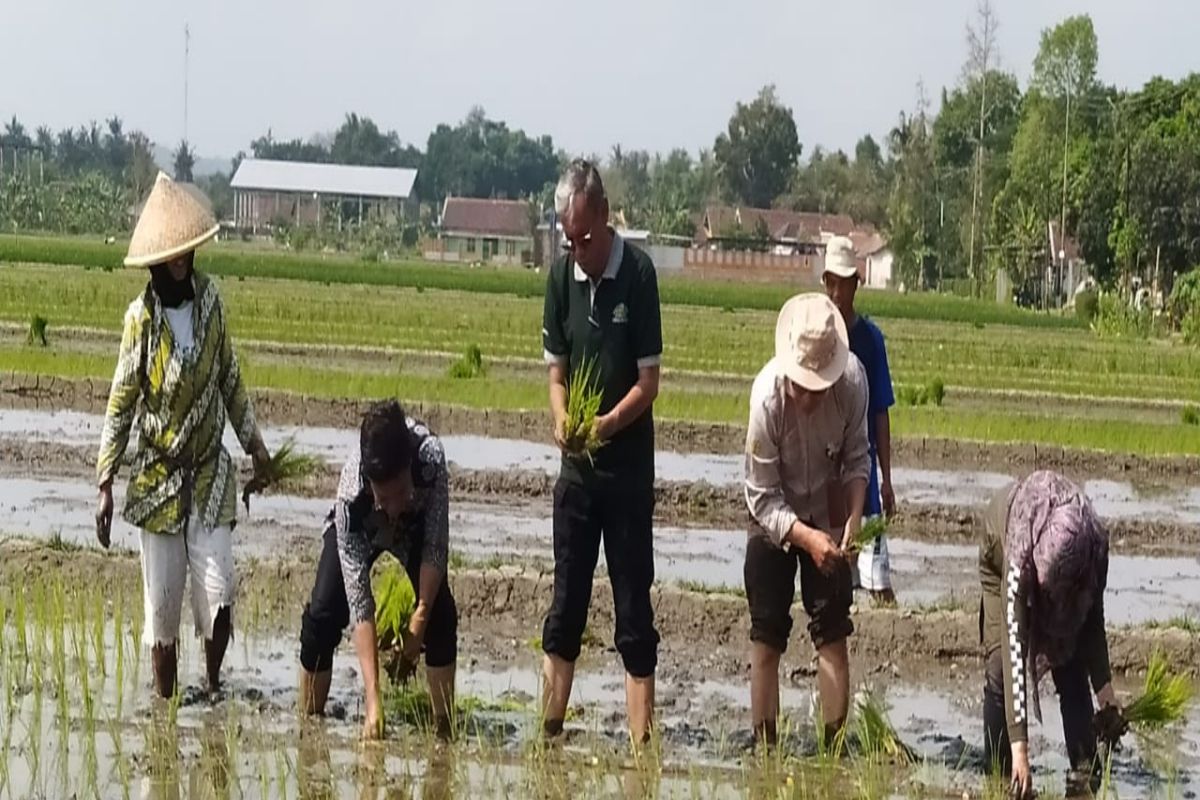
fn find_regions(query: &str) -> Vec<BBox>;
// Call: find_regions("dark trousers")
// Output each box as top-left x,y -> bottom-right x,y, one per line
541,477 -> 659,678
983,648 -> 1097,773
299,525 -> 457,672
744,524 -> 854,652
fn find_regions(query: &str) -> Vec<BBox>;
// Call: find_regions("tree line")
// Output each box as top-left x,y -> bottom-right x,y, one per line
3,5 -> 1199,301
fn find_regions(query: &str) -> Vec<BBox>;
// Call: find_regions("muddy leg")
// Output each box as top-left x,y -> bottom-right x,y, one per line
750,642 -> 781,747
299,668 -> 332,716
816,638 -> 850,733
428,664 -> 456,741
541,654 -> 575,738
152,642 -> 178,699
205,606 -> 231,693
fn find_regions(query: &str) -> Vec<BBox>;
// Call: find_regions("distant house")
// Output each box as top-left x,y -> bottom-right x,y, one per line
229,158 -> 418,231
697,205 -> 856,253
430,197 -> 533,266
850,230 -> 894,289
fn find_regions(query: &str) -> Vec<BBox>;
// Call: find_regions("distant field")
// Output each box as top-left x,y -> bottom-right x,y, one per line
4,238 -> 1197,456
0,233 -> 1084,328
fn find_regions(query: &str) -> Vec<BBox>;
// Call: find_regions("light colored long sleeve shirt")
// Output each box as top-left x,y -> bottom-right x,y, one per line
744,356 -> 871,545
96,272 -> 261,535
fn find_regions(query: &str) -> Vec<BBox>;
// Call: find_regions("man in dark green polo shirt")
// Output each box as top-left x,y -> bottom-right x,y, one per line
540,159 -> 663,743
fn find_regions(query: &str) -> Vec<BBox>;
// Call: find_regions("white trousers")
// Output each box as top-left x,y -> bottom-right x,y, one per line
139,518 -> 235,647
856,531 -> 892,591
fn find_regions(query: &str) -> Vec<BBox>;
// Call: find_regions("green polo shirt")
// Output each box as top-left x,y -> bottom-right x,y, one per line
542,232 -> 663,487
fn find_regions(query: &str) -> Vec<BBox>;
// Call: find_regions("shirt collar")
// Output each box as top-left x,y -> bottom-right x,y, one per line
573,230 -> 624,282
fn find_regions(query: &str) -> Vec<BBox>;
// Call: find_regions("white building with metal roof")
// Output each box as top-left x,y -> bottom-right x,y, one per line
229,158 -> 418,231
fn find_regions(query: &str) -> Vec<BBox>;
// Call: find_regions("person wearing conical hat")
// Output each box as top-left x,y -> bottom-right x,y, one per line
95,172 -> 271,699
743,293 -> 870,747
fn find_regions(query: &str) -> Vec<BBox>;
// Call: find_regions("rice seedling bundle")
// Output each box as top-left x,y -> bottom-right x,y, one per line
373,559 -> 416,652
241,437 -> 321,510
447,343 -> 486,379
1125,649 -> 1193,730
851,516 -> 888,551
27,315 -> 48,347
563,356 -> 604,462
854,691 -> 914,764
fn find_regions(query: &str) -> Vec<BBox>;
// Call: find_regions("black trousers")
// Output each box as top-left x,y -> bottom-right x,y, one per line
299,524 -> 457,672
541,477 -> 659,678
983,648 -> 1097,773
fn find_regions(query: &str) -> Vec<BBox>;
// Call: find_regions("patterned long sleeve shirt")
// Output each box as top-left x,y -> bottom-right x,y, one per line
744,356 -> 871,545
95,272 -> 262,535
331,418 -> 450,625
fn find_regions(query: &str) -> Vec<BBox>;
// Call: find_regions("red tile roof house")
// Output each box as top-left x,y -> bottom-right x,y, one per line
429,197 -> 534,266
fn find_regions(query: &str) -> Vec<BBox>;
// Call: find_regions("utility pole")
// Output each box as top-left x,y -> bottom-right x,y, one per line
1058,79 -> 1072,306
184,23 -> 190,144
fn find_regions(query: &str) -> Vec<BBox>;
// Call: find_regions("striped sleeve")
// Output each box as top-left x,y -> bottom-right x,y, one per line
96,302 -> 144,486
1002,559 -> 1031,743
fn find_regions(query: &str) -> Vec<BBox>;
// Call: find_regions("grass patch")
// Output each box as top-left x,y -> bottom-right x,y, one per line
1183,405 -> 1200,426
1147,615 -> 1200,634
1,234 -> 1086,327
895,378 -> 945,407
27,314 -> 48,346
676,579 -> 746,598
447,343 -> 486,379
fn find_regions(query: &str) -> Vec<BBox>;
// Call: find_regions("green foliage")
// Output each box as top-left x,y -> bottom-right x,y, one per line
373,558 -> 416,651
421,107 -> 559,203
564,356 -> 604,461
172,140 -> 195,183
1168,268 -> 1200,323
262,439 -> 321,484
1125,649 -> 1193,729
1182,405 -> 1200,426
713,85 -> 801,207
447,344 -> 486,379
1031,15 -> 1099,99
1092,293 -> 1151,339
1075,288 -> 1099,322
1183,308 -> 1200,346
27,314 -> 48,346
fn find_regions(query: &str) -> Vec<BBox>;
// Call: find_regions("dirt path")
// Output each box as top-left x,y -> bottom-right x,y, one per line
5,437 -> 1199,557
6,373 -> 1200,482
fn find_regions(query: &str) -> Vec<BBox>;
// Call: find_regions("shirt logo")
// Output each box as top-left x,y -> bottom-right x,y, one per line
612,303 -> 629,324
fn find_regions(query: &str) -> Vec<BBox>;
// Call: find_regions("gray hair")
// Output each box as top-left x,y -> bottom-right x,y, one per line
554,158 -> 606,216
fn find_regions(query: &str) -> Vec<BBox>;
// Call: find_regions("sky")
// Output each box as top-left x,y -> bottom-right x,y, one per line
2,0 -> 1197,165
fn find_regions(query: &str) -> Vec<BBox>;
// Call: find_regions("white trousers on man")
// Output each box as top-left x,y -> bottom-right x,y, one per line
139,517 -> 234,647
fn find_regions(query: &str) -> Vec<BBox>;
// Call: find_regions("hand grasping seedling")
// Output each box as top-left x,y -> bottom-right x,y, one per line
242,438 -> 320,511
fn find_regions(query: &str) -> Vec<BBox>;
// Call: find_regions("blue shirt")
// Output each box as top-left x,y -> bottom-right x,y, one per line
847,315 -> 895,516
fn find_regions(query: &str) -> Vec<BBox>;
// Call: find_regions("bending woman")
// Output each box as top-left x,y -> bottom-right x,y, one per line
980,470 -> 1124,799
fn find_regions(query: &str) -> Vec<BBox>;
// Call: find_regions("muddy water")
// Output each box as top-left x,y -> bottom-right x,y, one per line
6,471 -> 1198,627
5,601 -> 1193,800
6,408 -> 1200,525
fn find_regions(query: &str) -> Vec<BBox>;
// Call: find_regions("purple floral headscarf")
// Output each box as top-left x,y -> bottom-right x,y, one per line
1005,470 -> 1109,671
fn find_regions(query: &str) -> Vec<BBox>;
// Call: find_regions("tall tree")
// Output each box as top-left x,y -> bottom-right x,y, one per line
963,0 -> 1000,289
1032,14 -> 1099,248
173,140 -> 195,183
713,85 -> 801,208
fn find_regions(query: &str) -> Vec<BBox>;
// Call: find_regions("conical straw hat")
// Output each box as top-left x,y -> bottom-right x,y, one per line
124,171 -> 219,268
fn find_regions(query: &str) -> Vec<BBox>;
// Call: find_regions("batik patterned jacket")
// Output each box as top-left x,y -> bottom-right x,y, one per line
96,271 -> 261,535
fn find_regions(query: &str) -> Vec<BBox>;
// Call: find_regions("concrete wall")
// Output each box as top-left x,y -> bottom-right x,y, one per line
680,247 -> 823,285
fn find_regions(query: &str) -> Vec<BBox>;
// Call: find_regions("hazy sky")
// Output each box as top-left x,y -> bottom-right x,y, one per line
2,0 -> 1197,163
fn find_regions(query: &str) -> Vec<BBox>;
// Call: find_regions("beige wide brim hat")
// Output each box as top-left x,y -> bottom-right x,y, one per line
124,171 -> 219,268
774,293 -> 850,391
822,234 -> 860,280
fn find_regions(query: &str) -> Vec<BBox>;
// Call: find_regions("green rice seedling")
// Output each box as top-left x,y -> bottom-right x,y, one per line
447,343 -> 486,379
373,558 -> 415,652
563,355 -> 604,462
27,314 -> 49,346
1182,405 -> 1200,426
851,516 -> 888,552
1125,649 -> 1194,729
242,437 -> 322,510
854,691 -> 914,765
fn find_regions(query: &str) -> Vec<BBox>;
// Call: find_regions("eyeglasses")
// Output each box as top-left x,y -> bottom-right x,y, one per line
561,231 -> 593,253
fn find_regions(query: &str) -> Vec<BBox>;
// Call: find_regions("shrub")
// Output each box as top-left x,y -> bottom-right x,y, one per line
1093,294 -> 1151,339
1168,268 -> 1200,323
1075,288 -> 1099,323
